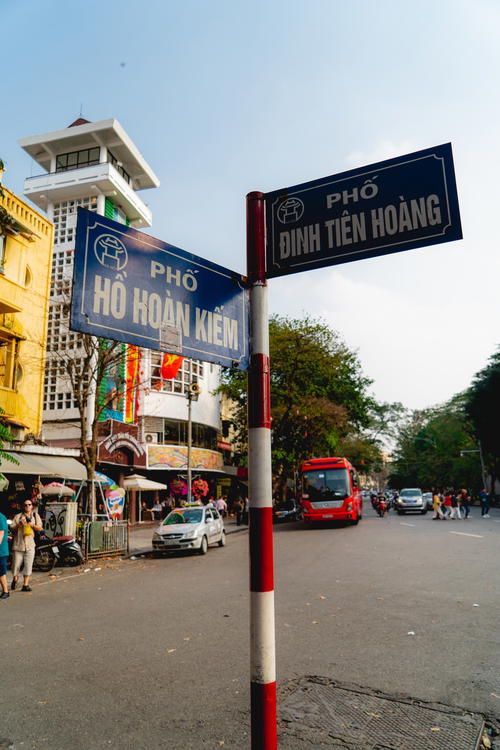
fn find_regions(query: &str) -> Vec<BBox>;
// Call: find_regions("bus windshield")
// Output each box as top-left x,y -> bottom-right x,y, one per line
303,468 -> 350,501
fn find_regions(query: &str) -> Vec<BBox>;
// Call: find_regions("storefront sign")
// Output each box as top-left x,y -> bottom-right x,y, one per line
98,421 -> 146,468
147,444 -> 223,470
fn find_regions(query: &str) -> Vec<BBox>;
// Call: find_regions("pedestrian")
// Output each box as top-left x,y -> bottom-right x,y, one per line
10,498 -> 43,592
215,495 -> 227,518
460,489 -> 470,519
0,510 -> 10,600
242,496 -> 249,525
432,492 -> 445,520
442,492 -> 452,518
233,496 -> 243,526
449,492 -> 462,520
479,488 -> 490,518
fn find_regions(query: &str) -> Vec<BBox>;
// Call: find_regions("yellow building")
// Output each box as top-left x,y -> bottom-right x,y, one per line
0,177 -> 53,438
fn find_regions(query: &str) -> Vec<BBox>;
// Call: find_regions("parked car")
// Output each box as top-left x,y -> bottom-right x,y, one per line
152,506 -> 226,555
396,488 -> 427,515
423,492 -> 433,511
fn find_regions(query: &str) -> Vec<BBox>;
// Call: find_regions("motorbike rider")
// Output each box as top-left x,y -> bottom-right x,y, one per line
10,498 -> 42,592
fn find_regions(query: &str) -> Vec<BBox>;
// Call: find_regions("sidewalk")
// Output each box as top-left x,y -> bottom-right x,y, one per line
128,517 -> 248,556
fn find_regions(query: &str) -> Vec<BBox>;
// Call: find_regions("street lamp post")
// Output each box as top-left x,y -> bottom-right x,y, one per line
460,442 -> 487,489
186,382 -> 200,502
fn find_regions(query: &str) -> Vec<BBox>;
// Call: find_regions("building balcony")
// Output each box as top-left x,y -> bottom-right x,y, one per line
23,162 -> 152,227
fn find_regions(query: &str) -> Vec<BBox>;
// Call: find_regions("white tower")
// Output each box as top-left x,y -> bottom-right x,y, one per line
18,119 -> 225,489
19,117 -> 159,443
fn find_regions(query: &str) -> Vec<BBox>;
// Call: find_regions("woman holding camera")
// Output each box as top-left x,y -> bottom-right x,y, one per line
10,499 -> 42,593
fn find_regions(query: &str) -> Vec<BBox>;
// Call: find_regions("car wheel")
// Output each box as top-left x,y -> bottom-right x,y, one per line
421,509 -> 427,515
218,531 -> 226,547
199,536 -> 208,555
397,510 -> 403,515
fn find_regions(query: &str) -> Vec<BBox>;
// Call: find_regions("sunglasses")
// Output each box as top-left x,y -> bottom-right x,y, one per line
23,503 -> 33,507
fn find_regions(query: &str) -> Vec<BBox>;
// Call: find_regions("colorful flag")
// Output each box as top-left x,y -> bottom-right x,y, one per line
161,353 -> 184,379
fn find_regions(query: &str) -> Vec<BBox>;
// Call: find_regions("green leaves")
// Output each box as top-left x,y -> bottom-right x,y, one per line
389,401 -> 480,490
464,348 -> 500,488
219,314 -> 378,474
0,407 -> 19,465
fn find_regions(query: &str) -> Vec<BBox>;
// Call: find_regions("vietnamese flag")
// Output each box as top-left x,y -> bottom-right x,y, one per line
161,353 -> 184,379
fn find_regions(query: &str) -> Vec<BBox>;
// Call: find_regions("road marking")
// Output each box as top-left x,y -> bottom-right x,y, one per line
449,531 -> 483,538
400,522 -> 415,527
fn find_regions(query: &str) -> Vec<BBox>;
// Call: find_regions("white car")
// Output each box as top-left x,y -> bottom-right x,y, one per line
152,506 -> 226,555
396,488 -> 427,515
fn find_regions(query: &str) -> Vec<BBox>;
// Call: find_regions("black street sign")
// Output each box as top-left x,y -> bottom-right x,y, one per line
264,143 -> 462,278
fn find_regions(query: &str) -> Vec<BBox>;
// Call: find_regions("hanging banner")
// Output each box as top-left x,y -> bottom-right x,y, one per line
97,343 -> 140,424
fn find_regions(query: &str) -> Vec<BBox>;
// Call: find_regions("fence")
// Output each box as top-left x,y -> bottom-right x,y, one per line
80,518 -> 129,559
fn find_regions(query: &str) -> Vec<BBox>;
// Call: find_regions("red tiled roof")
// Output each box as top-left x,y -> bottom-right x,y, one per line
67,118 -> 91,128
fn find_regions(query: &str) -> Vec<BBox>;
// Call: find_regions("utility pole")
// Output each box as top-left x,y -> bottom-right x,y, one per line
186,382 -> 201,502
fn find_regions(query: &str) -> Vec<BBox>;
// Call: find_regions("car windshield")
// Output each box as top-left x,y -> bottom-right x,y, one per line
303,468 -> 350,500
401,490 -> 422,498
163,509 -> 203,525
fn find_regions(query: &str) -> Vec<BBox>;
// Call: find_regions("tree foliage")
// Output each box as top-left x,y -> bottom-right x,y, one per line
219,315 -> 381,475
389,396 -> 481,490
0,407 -> 18,465
464,348 -> 500,489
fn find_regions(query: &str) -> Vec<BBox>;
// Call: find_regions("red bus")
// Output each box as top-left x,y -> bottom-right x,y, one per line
299,457 -> 363,525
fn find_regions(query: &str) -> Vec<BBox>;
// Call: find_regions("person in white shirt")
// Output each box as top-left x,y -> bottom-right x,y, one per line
215,496 -> 227,517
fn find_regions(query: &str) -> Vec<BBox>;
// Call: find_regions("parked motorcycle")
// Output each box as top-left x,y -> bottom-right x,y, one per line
52,535 -> 84,566
33,531 -> 61,572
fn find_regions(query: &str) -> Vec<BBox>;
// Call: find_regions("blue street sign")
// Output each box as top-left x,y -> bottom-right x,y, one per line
71,209 -> 249,370
265,143 -> 462,278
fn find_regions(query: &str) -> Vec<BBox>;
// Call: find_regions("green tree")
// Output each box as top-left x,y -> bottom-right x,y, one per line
389,397 -> 480,490
464,348 -> 500,491
219,315 -> 378,480
0,407 -> 18,465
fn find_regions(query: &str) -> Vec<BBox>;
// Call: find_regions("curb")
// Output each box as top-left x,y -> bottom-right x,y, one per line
127,525 -> 248,559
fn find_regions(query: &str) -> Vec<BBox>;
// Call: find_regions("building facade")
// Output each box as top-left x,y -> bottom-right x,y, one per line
18,118 -> 227,493
0,176 -> 53,438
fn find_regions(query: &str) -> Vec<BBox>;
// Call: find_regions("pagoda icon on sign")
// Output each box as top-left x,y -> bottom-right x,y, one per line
277,197 -> 304,224
94,234 -> 128,271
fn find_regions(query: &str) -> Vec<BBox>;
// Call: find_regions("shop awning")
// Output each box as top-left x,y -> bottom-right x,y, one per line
0,452 -> 87,480
123,474 -> 168,491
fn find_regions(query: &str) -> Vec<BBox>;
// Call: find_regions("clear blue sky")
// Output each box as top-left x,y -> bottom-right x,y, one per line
2,0 -> 499,409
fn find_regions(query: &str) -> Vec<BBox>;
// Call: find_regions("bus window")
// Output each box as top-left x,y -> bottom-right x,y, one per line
303,468 -> 350,501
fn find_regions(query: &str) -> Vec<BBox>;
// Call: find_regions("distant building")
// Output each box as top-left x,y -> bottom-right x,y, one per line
0,173 -> 53,439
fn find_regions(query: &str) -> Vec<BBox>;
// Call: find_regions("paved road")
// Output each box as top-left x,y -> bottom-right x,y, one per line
1,506 -> 499,749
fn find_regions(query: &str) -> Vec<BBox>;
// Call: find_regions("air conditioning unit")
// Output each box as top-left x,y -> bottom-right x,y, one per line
144,433 -> 158,443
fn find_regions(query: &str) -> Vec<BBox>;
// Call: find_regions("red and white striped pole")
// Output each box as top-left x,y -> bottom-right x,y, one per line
246,191 -> 277,750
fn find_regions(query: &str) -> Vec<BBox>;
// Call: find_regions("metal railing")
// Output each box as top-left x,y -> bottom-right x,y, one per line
80,518 -> 129,559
